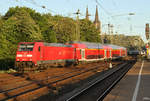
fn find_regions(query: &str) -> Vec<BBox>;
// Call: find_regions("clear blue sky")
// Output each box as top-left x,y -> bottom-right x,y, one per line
1,0 -> 150,42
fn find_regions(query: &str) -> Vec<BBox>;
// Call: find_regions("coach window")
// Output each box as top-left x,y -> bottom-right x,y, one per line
38,46 -> 41,52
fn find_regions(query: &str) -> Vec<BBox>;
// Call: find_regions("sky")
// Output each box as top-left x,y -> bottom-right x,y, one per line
0,0 -> 150,42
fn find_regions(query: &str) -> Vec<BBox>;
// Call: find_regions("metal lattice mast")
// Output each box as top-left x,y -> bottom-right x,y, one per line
74,9 -> 80,41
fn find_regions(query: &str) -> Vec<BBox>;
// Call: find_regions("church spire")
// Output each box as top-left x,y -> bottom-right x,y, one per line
94,5 -> 101,33
94,5 -> 99,23
86,6 -> 89,20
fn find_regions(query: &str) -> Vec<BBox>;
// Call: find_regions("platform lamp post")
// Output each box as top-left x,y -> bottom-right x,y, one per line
111,12 -> 135,34
128,13 -> 135,34
109,13 -> 135,44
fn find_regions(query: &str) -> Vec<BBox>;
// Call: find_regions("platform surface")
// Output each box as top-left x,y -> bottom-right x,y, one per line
103,61 -> 150,101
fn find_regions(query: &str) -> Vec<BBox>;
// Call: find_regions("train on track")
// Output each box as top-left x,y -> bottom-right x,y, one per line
15,41 -> 127,71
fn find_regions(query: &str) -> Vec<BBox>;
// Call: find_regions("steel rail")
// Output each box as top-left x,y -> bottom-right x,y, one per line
96,63 -> 134,101
0,67 -> 85,93
0,63 -> 106,101
64,61 -> 134,101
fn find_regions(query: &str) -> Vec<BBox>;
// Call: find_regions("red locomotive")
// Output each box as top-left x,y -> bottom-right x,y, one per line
15,41 -> 127,71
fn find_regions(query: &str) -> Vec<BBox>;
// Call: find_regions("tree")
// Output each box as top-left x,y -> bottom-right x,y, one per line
0,15 -> 3,28
43,26 -> 57,43
52,16 -> 76,43
0,8 -> 43,58
80,19 -> 101,42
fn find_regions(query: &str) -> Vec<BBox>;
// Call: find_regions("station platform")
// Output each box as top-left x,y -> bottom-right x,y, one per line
103,60 -> 150,101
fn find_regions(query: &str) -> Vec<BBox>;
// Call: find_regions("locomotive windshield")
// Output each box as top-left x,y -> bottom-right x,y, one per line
18,44 -> 34,51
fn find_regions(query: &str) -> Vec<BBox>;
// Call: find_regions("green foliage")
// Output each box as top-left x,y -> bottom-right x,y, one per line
43,26 -> 57,43
80,19 -> 101,42
0,8 -> 43,59
52,16 -> 76,43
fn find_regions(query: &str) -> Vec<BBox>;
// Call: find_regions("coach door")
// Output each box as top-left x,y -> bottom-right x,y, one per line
110,49 -> 112,58
81,49 -> 85,60
104,49 -> 107,58
120,49 -> 122,56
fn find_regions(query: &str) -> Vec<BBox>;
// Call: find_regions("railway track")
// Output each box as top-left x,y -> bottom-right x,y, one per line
57,60 -> 136,101
0,61 -> 119,101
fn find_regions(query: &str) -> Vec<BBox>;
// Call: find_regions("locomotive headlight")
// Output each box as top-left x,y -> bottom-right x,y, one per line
27,54 -> 32,57
17,54 -> 22,57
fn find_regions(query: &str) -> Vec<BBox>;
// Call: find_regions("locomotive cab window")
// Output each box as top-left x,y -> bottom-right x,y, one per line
19,44 -> 34,51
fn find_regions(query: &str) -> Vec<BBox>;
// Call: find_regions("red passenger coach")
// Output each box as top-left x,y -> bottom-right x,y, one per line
105,44 -> 127,59
71,42 -> 106,62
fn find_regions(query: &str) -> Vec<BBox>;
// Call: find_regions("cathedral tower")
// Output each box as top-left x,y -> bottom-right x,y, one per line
94,5 -> 101,33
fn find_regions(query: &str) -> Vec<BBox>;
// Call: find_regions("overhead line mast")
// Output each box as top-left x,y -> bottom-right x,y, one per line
74,9 -> 81,41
